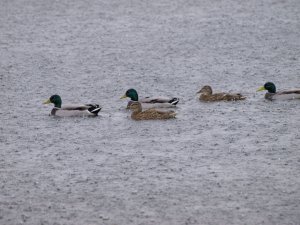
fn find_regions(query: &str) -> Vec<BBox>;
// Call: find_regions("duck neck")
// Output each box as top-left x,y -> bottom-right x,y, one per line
201,91 -> 211,96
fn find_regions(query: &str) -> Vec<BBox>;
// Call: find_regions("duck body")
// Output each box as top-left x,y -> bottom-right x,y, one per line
44,95 -> 101,117
129,102 -> 176,120
121,89 -> 179,109
50,104 -> 101,117
257,82 -> 300,101
197,86 -> 246,102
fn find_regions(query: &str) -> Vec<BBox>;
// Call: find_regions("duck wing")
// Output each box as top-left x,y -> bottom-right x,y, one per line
207,93 -> 245,101
141,97 -> 179,105
134,109 -> 176,120
272,90 -> 300,100
280,90 -> 300,95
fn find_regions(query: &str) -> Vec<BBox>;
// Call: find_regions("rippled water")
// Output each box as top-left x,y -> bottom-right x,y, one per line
1,0 -> 300,224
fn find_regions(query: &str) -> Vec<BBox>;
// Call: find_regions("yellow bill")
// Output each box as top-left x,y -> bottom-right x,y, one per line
257,86 -> 266,92
43,99 -> 51,104
120,95 -> 127,99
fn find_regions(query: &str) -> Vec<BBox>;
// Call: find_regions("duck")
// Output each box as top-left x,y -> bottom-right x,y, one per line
128,102 -> 176,120
197,85 -> 246,102
257,82 -> 300,101
120,88 -> 179,109
43,95 -> 101,117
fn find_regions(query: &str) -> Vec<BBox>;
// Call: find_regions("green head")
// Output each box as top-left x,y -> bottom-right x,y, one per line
257,82 -> 276,93
43,95 -> 62,108
120,89 -> 139,101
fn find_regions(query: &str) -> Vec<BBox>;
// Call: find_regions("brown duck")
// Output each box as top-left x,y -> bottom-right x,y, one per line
129,102 -> 176,120
197,85 -> 246,102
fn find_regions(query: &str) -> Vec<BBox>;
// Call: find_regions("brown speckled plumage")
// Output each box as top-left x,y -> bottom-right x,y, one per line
129,102 -> 176,120
197,86 -> 246,102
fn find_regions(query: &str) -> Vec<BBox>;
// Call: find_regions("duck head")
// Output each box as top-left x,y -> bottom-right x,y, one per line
43,95 -> 62,108
120,89 -> 139,101
197,85 -> 213,95
257,82 -> 276,93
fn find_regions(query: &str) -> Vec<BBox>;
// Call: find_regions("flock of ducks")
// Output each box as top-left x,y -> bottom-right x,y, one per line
43,82 -> 300,120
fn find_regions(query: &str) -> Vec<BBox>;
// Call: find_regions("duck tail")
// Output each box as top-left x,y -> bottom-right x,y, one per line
169,98 -> 179,105
87,104 -> 102,116
237,94 -> 246,100
169,111 -> 177,118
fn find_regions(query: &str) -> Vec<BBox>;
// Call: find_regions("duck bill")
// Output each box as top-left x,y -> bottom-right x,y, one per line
257,86 -> 266,92
120,95 -> 127,99
43,99 -> 51,104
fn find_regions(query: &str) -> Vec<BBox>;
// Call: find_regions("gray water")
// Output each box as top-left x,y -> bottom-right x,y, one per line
1,0 -> 300,224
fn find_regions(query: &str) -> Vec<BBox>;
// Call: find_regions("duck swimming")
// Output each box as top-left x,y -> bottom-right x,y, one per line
257,82 -> 300,101
120,88 -> 179,109
197,85 -> 246,102
128,102 -> 176,120
43,95 -> 101,117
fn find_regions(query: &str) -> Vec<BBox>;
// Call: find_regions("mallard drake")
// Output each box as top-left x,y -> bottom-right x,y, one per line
120,89 -> 179,109
197,85 -> 246,101
257,82 -> 300,101
128,102 -> 176,120
43,95 -> 101,117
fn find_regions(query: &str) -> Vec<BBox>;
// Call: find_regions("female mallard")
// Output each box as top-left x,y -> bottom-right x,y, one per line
120,89 -> 179,109
197,85 -> 246,102
43,95 -> 101,117
129,102 -> 176,120
257,82 -> 300,101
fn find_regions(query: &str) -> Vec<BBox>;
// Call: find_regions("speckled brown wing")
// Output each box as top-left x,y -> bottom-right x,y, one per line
200,93 -> 246,101
221,93 -> 246,101
131,109 -> 176,120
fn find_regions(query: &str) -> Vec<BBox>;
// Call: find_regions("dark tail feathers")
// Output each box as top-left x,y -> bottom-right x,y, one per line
168,98 -> 179,105
87,104 -> 102,116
